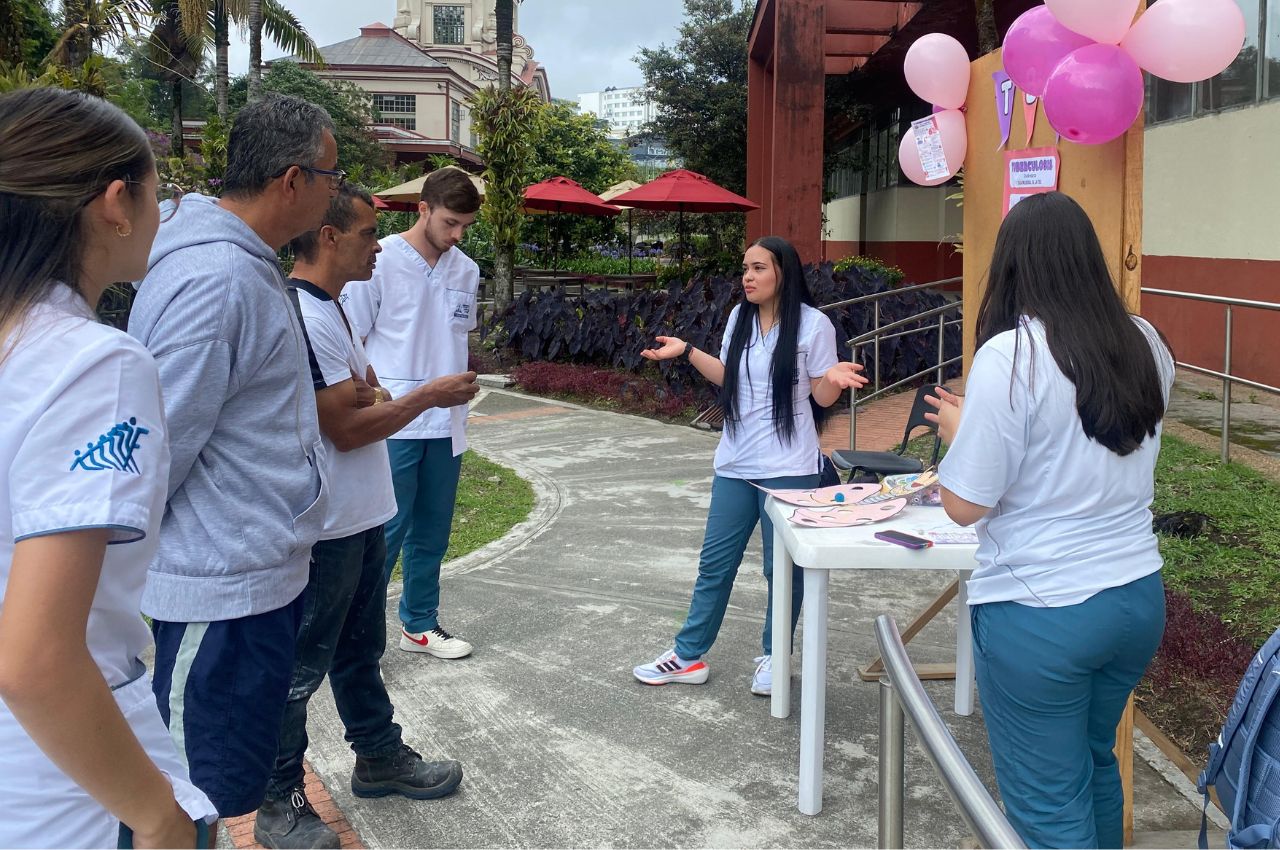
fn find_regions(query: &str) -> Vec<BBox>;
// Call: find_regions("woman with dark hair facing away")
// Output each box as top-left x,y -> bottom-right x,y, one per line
0,88 -> 216,846
633,236 -> 867,695
925,192 -> 1174,849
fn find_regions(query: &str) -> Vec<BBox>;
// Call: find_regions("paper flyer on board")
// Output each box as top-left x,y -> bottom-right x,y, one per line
909,115 -> 951,182
1002,146 -> 1060,217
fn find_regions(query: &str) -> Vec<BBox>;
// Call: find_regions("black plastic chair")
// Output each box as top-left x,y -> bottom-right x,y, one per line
830,383 -> 949,482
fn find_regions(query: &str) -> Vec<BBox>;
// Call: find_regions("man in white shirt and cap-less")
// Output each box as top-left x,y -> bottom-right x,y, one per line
253,183 -> 478,848
341,167 -> 481,659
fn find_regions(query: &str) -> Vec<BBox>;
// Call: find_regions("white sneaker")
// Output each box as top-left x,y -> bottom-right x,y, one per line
751,655 -> 772,696
400,626 -> 473,659
632,649 -> 710,685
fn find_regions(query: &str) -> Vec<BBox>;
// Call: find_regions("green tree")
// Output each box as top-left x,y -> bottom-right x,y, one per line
473,0 -> 536,311
0,0 -> 58,67
635,0 -> 751,194
249,61 -> 388,173
53,0 -> 154,69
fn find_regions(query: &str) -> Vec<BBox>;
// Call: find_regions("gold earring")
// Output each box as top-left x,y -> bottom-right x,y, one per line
115,223 -> 133,238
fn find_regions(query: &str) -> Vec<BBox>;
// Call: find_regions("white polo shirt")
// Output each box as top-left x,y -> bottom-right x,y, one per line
0,284 -> 215,845
713,303 -> 839,479
938,316 -> 1175,608
340,235 -> 478,456
292,280 -> 398,540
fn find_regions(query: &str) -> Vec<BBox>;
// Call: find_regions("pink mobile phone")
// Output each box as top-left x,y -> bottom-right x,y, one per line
874,530 -> 933,550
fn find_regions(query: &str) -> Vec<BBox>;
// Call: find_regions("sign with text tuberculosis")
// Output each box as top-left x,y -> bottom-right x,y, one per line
1002,146 -> 1060,217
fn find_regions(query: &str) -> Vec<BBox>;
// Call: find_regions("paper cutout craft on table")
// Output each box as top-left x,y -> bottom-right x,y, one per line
859,470 -> 940,504
789,498 -> 909,528
754,482 -> 881,507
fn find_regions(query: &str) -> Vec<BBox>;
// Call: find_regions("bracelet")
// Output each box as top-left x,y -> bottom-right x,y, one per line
373,387 -> 387,404
682,342 -> 693,359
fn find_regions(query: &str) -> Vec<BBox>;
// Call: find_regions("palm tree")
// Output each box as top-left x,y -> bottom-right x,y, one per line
53,0 -> 153,68
150,0 -> 200,154
246,0 -> 260,99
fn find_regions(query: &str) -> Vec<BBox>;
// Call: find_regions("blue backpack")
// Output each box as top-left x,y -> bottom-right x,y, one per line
1198,627 -> 1280,848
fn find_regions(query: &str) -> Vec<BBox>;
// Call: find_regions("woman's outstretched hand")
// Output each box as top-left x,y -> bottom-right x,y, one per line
641,336 -> 687,362
923,386 -> 963,444
823,361 -> 869,390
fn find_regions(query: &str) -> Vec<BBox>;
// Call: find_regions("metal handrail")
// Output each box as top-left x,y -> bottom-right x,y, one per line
1141,287 -> 1280,462
819,276 -> 963,452
875,615 -> 1026,850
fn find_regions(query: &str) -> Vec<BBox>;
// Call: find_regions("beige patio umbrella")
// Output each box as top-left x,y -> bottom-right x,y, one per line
598,180 -> 643,272
375,166 -> 485,211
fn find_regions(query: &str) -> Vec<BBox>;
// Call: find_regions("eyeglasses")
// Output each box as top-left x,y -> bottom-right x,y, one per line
297,165 -> 348,189
156,182 -> 184,223
121,179 -> 185,223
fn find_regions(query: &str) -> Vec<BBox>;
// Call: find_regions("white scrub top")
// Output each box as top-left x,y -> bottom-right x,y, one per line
341,235 -> 478,456
938,316 -> 1175,608
713,303 -> 839,479
0,284 -> 216,847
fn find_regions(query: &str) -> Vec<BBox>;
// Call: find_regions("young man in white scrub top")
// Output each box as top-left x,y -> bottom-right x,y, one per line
255,185 -> 478,847
341,167 -> 481,659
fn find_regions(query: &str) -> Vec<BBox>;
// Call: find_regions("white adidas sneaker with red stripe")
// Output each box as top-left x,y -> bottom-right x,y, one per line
632,649 -> 710,685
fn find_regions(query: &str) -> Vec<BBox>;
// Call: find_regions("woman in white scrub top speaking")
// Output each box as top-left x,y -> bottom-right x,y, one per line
926,192 -> 1174,849
0,88 -> 216,847
632,236 -> 867,696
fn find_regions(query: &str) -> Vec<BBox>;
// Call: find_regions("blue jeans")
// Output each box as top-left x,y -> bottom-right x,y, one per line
971,570 -> 1165,849
267,526 -> 402,799
384,438 -> 463,633
674,473 -> 819,660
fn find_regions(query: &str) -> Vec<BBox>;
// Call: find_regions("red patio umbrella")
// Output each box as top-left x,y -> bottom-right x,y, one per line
522,176 -> 620,272
609,169 -> 760,272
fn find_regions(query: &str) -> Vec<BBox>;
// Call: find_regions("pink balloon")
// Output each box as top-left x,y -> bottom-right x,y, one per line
1046,0 -> 1140,44
1121,0 -> 1246,83
1002,6 -> 1094,97
1043,44 -> 1144,145
904,33 -> 971,110
899,109 -> 968,187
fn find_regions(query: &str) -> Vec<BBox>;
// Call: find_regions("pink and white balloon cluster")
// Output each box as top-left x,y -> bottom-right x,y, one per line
900,34 -> 971,186
1004,0 -> 1246,145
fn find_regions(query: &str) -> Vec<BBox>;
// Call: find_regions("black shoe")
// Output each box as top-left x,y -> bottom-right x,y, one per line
253,786 -> 340,849
351,744 -> 463,800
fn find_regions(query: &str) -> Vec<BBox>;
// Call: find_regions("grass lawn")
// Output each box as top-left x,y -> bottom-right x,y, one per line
389,450 -> 535,582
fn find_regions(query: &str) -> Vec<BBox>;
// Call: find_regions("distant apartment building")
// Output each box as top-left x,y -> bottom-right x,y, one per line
279,0 -> 551,166
576,85 -> 657,138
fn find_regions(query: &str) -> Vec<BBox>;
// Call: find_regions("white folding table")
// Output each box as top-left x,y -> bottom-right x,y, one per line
765,497 -> 979,816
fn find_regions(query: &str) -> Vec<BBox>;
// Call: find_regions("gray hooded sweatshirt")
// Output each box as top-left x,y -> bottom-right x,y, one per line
128,193 -> 326,622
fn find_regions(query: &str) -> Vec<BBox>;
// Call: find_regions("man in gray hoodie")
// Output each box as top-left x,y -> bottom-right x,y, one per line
128,93 -> 341,820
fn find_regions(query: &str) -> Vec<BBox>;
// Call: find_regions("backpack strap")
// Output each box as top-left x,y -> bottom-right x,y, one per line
284,281 -> 327,391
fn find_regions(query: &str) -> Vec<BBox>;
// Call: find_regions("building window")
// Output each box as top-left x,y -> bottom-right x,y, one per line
372,94 -> 415,115
386,116 -> 417,131
1147,0 -> 1270,123
433,5 -> 465,45
451,101 -> 462,143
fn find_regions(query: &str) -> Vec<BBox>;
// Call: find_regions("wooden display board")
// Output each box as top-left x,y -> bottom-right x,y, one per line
958,48 -> 1145,847
960,49 -> 1144,364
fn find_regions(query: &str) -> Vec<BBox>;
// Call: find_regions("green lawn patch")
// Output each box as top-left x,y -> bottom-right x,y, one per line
390,450 -> 535,582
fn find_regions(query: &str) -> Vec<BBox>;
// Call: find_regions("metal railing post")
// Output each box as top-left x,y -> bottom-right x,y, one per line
874,301 -> 882,394
937,314 -> 946,387
1222,305 -> 1233,463
879,679 -> 905,850
850,343 -> 860,452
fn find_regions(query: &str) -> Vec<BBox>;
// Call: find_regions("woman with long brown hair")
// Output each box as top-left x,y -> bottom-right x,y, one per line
0,87 -> 215,847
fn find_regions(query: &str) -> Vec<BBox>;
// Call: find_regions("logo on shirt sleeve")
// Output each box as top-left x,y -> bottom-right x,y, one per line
70,417 -> 149,474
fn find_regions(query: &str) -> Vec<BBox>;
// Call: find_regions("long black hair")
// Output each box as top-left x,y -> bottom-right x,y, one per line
721,236 -> 832,444
977,192 -> 1166,456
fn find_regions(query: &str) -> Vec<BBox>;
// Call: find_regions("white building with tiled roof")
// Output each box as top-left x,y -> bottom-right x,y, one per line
280,2 -> 549,166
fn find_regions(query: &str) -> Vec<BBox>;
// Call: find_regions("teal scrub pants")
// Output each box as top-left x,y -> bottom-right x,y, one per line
971,570 -> 1165,849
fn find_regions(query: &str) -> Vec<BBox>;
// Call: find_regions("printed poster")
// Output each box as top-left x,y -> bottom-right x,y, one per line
1002,146 -> 1060,217
909,114 -> 952,182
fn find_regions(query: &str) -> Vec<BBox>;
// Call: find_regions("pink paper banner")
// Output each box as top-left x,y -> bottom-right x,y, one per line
1023,92 -> 1039,146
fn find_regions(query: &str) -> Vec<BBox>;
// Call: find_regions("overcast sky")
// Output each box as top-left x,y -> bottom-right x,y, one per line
225,0 -> 688,100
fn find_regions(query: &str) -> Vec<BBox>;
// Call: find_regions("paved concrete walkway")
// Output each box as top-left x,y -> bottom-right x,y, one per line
290,388 -> 1217,848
